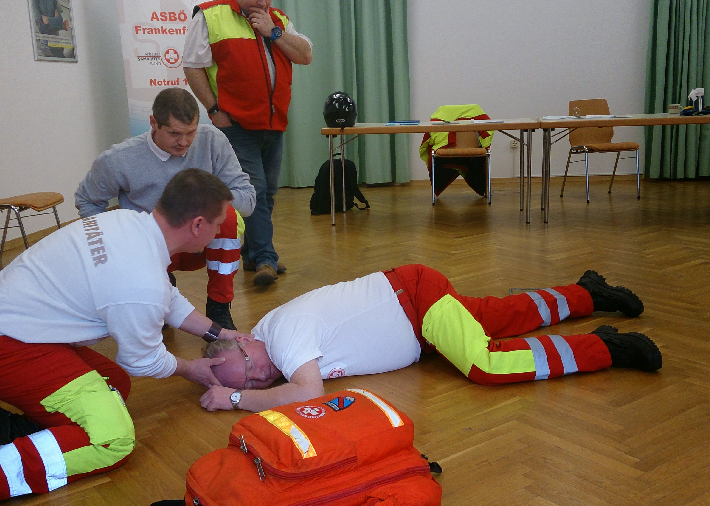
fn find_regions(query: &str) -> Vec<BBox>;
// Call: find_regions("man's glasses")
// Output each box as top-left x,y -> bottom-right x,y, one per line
236,342 -> 251,363
237,343 -> 253,386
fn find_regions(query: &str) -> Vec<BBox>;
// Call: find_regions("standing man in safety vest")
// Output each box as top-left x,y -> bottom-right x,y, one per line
198,265 -> 662,413
0,170 -> 248,499
184,0 -> 313,286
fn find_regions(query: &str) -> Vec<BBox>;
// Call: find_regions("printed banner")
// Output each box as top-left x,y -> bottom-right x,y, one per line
116,0 -> 206,135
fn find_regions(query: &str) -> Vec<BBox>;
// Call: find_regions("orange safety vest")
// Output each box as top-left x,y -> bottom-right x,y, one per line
198,0 -> 293,131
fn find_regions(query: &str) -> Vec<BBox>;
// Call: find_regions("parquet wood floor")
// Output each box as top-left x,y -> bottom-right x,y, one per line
4,175 -> 710,505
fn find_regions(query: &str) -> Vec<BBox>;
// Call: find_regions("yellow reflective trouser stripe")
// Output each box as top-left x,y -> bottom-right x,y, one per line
237,211 -> 245,238
422,294 -> 536,376
41,370 -> 135,477
258,410 -> 317,459
346,389 -> 403,428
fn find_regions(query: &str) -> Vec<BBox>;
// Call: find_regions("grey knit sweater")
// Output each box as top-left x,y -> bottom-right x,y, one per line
75,125 -> 256,218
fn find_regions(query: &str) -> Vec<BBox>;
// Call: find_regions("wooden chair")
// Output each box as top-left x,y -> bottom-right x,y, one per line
560,99 -> 640,202
0,192 -> 64,268
431,130 -> 491,205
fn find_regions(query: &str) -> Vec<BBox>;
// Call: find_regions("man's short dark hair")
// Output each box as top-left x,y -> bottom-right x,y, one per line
156,169 -> 233,228
152,88 -> 199,127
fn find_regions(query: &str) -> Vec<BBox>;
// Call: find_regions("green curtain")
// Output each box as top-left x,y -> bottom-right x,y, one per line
645,0 -> 710,178
272,0 -> 411,187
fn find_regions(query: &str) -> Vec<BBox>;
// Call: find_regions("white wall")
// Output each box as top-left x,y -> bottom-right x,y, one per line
408,0 -> 651,180
1,0 -> 651,241
0,0 -> 129,241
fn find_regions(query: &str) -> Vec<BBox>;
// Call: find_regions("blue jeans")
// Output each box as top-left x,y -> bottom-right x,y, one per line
219,121 -> 283,271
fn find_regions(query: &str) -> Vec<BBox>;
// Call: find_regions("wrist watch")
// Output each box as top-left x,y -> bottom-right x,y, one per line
230,390 -> 242,409
203,322 -> 222,342
270,26 -> 283,42
207,103 -> 220,116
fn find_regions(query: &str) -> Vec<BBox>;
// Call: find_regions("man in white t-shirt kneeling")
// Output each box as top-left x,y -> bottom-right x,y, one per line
199,264 -> 661,413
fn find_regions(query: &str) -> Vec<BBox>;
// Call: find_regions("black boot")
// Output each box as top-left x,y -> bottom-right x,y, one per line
592,325 -> 662,372
0,407 -> 41,445
206,297 -> 237,330
577,270 -> 644,317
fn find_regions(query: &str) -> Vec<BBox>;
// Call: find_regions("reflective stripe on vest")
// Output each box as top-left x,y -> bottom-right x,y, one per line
524,335 -> 579,380
347,389 -> 403,428
258,410 -> 317,459
525,288 -> 571,326
0,429 -> 66,497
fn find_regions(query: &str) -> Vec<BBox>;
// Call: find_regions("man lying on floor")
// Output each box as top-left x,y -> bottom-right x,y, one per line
199,265 -> 661,412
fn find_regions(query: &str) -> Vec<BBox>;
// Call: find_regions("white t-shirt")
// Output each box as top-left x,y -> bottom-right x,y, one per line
0,210 -> 195,378
252,272 -> 421,381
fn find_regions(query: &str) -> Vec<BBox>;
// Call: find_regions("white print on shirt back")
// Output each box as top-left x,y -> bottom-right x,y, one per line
81,217 -> 108,267
324,362 -> 347,379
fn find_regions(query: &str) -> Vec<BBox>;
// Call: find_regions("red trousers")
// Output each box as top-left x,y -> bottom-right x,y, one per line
168,206 -> 242,303
391,264 -> 612,385
0,336 -> 133,499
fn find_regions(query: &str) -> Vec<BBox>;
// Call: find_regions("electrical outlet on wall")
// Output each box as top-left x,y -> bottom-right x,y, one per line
510,139 -> 519,149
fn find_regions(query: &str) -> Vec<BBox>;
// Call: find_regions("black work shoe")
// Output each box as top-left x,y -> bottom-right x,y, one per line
0,407 -> 41,445
577,270 -> 644,317
253,264 -> 278,286
206,297 -> 237,330
592,325 -> 662,372
243,261 -> 287,274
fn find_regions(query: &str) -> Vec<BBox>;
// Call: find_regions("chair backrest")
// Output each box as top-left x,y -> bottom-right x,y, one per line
568,99 -> 614,146
454,130 -> 481,149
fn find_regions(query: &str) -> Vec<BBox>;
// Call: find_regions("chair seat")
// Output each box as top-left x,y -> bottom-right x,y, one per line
0,192 -> 64,212
435,147 -> 488,157
575,142 -> 639,153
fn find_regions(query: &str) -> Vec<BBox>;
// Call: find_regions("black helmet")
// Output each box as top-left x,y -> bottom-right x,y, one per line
323,92 -> 357,128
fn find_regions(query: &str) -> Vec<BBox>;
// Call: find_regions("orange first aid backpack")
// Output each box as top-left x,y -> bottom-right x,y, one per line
186,389 -> 442,505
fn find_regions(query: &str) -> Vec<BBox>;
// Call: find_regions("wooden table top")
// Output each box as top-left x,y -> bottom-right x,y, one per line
321,118 -> 540,136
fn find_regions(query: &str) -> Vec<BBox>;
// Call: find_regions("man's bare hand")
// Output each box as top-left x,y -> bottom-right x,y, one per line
174,357 -> 225,388
248,8 -> 275,38
209,110 -> 232,128
200,385 -> 236,411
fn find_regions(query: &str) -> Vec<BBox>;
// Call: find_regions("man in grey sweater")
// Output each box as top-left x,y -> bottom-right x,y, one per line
75,88 -> 256,330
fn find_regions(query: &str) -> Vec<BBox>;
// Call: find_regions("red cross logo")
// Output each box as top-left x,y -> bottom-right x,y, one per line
162,47 -> 181,68
296,406 -> 326,419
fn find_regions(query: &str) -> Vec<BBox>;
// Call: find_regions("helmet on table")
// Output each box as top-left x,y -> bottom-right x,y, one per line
323,92 -> 357,128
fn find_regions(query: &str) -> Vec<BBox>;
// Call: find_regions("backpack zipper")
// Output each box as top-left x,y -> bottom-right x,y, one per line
289,465 -> 432,506
230,434 -> 358,481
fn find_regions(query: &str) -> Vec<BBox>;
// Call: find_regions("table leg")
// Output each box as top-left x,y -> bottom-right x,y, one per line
543,129 -> 551,223
519,129 -> 524,212
329,135 -> 335,226
340,133 -> 346,212
526,129 -> 532,224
